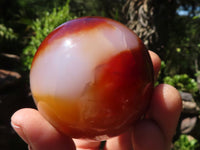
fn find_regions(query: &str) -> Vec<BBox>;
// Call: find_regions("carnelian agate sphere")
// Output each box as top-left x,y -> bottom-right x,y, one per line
30,16 -> 154,141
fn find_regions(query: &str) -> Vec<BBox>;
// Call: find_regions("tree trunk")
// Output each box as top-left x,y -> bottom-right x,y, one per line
122,0 -> 157,49
122,0 -> 177,53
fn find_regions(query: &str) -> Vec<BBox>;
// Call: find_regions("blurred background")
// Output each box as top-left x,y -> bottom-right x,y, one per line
0,0 -> 200,149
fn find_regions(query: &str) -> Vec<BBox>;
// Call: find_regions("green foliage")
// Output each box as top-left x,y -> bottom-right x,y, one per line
0,24 -> 17,40
163,74 -> 198,95
164,16 -> 200,76
172,135 -> 199,150
22,1 -> 75,70
160,60 -> 166,71
70,0 -> 125,21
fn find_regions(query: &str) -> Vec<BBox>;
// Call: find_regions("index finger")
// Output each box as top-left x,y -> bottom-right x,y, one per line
148,50 -> 161,80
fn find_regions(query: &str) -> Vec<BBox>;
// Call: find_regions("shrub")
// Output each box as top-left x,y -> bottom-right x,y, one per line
172,135 -> 199,150
0,24 -> 17,40
163,74 -> 198,95
22,1 -> 75,70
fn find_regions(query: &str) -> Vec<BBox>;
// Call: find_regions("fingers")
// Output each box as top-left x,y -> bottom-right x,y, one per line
132,120 -> 165,150
148,50 -> 161,80
147,52 -> 182,146
73,139 -> 101,150
132,84 -> 182,150
147,84 -> 182,146
11,108 -> 75,150
104,128 -> 133,150
105,122 -> 165,150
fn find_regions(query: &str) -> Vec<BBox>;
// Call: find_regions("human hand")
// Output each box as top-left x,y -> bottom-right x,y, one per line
11,51 -> 182,150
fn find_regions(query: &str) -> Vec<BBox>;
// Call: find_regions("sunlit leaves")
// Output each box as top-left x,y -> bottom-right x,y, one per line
22,1 -> 75,70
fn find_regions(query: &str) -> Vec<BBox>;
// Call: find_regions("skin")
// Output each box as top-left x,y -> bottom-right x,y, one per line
11,51 -> 182,150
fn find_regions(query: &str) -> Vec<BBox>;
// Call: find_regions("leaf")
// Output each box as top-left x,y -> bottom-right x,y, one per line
22,1 -> 76,70
176,47 -> 181,53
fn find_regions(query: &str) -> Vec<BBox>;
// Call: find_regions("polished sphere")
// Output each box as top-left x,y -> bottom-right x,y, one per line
30,17 -> 154,141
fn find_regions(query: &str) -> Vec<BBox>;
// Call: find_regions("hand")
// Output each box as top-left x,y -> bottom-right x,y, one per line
11,51 -> 182,150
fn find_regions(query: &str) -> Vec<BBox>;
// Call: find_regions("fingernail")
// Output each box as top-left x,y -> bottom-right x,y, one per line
11,121 -> 29,144
11,121 -> 20,129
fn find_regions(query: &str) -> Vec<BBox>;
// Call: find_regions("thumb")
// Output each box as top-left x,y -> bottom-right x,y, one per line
11,108 -> 75,150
